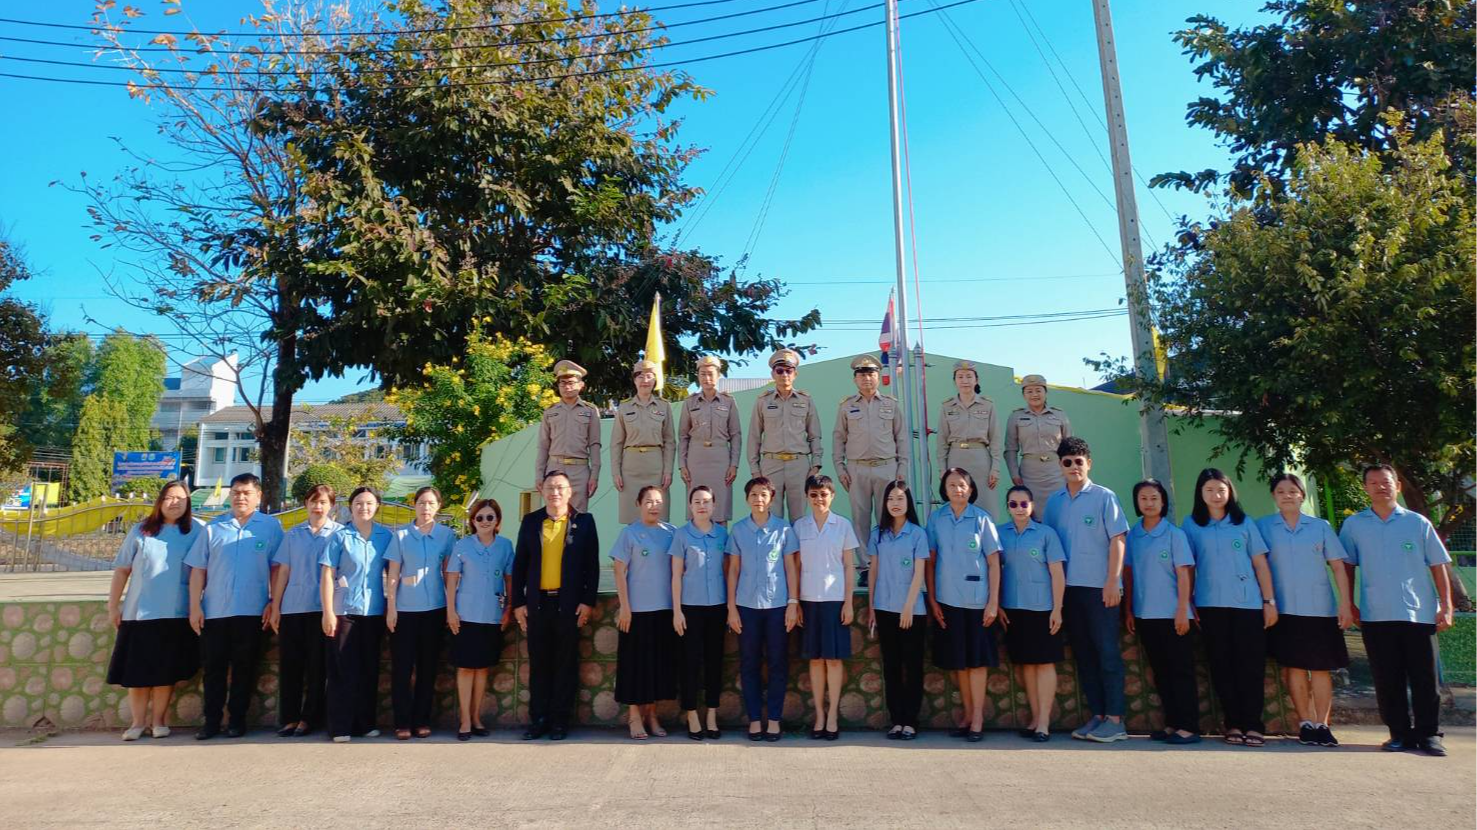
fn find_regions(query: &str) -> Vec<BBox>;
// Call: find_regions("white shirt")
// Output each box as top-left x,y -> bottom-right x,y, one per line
794,512 -> 860,602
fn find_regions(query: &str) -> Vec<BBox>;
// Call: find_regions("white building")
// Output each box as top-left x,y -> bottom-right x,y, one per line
151,354 -> 238,450
194,402 -> 429,487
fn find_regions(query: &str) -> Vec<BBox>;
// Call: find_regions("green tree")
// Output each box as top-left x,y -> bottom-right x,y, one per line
1157,0 -> 1475,196
269,0 -> 819,399
0,237 -> 50,471
88,331 -> 166,450
68,395 -> 131,502
289,463 -> 356,505
287,405 -> 402,490
19,334 -> 93,451
1103,133 -> 1474,539
389,331 -> 557,503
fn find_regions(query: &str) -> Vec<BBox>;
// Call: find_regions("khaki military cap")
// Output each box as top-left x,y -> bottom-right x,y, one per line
554,360 -> 587,379
953,360 -> 979,376
631,359 -> 659,375
695,355 -> 724,372
1020,374 -> 1048,388
768,349 -> 801,369
851,354 -> 882,373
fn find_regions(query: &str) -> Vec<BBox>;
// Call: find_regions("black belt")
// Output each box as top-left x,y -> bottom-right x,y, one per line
540,589 -> 560,598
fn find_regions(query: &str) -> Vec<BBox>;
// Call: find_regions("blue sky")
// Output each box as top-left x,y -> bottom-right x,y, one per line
0,0 -> 1264,403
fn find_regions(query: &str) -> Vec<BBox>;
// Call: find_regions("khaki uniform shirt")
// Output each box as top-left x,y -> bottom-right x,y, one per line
832,393 -> 908,478
937,395 -> 1003,470
678,391 -> 742,470
746,389 -> 823,472
610,395 -> 676,472
536,399 -> 602,478
1004,405 -> 1072,479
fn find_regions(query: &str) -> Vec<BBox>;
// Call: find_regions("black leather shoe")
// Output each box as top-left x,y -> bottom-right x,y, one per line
549,727 -> 568,741
950,726 -> 970,739
457,731 -> 471,742
277,724 -> 297,738
1417,736 -> 1447,757
293,723 -> 314,737
965,730 -> 984,743
688,729 -> 704,741
195,726 -> 220,741
1381,737 -> 1410,752
824,729 -> 839,741
225,725 -> 247,739
705,728 -> 721,740
748,728 -> 764,742
763,730 -> 782,742
521,723 -> 548,741
809,728 -> 825,740
471,726 -> 491,738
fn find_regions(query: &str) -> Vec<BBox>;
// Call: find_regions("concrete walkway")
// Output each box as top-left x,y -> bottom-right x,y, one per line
2,725 -> 1471,828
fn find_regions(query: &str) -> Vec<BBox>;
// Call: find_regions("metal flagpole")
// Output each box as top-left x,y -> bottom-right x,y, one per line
883,0 -> 920,502
1090,0 -> 1177,517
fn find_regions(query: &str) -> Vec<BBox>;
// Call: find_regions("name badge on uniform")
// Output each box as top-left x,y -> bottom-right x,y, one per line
716,405 -> 729,414
767,404 -> 779,411
848,408 -> 861,416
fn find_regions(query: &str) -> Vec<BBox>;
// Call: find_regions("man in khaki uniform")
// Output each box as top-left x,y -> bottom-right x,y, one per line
1004,373 -> 1073,520
937,359 -> 1003,515
535,360 -> 602,512
610,358 -> 676,524
678,355 -> 741,523
746,349 -> 822,521
834,354 -> 908,555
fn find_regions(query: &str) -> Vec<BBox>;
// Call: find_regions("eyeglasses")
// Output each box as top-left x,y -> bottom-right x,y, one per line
772,367 -> 795,375
1061,458 -> 1088,468
1007,500 -> 1030,509
473,514 -> 497,523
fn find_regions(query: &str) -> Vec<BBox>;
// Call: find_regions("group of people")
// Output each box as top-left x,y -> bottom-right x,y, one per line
103,352 -> 1456,757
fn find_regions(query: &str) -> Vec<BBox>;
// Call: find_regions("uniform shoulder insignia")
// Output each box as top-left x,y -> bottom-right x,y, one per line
794,389 -> 811,398
579,400 -> 599,411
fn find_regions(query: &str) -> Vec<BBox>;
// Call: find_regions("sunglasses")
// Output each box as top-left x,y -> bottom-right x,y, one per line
1061,458 -> 1088,468
1007,500 -> 1031,509
473,514 -> 497,522
772,366 -> 795,375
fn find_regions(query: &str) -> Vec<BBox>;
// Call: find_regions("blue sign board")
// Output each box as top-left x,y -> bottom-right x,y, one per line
112,452 -> 182,482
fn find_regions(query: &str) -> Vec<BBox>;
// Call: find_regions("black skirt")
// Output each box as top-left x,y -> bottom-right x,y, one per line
107,618 -> 199,688
800,600 -> 853,660
932,603 -> 999,670
450,621 -> 506,669
615,609 -> 678,704
1270,613 -> 1350,670
1002,607 -> 1064,665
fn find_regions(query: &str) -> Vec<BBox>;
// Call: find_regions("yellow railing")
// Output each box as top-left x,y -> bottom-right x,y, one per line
1,501 -> 460,539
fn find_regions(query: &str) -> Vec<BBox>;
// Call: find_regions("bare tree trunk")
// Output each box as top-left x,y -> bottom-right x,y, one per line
257,333 -> 298,513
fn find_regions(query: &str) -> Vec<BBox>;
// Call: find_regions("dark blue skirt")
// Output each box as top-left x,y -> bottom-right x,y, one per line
800,600 -> 853,660
932,603 -> 999,670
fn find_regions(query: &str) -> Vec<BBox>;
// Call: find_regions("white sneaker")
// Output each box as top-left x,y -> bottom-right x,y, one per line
364,729 -> 381,738
122,726 -> 146,742
151,725 -> 171,739
332,735 -> 351,743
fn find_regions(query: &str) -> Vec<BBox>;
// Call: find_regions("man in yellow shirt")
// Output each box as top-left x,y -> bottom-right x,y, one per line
512,472 -> 600,740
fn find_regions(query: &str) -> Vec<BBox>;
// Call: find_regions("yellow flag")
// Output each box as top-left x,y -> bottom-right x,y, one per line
645,293 -> 665,389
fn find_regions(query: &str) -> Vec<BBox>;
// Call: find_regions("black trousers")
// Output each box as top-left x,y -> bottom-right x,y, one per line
326,614 -> 384,738
876,610 -> 926,729
679,604 -> 727,711
201,615 -> 263,730
1197,607 -> 1266,733
1361,621 -> 1441,741
527,597 -> 582,728
1136,618 -> 1200,734
278,611 -> 326,727
390,609 -> 445,730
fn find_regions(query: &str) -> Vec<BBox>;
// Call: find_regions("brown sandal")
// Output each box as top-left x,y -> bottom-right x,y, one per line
395,729 -> 412,741
1244,732 -> 1265,747
1223,731 -> 1245,745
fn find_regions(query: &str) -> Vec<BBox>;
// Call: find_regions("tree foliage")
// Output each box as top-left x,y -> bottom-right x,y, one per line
1157,0 -> 1475,196
0,237 -> 50,471
20,334 -> 94,451
287,405 -> 402,489
389,331 -> 557,504
289,462 -> 356,505
88,331 -> 166,450
68,395 -> 131,502
1102,133 -> 1474,538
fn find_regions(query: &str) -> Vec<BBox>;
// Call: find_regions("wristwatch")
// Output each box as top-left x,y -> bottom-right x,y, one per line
787,599 -> 800,605
1262,599 -> 1276,606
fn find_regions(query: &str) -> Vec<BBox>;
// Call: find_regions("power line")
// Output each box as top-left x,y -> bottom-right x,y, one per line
0,0 -> 984,92
0,1 -> 886,73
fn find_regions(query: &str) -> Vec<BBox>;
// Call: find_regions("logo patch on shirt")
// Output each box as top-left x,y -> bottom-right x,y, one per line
1029,548 -> 1041,559
900,558 -> 912,567
641,549 -> 650,557
1232,539 -> 1243,550
1402,541 -> 1415,552
1083,516 -> 1094,526
254,541 -> 265,550
1159,550 -> 1170,560
493,570 -> 502,577
767,550 -> 780,562
968,538 -> 979,550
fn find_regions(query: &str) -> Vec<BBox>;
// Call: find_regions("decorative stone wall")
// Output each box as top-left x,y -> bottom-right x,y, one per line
0,596 -> 1294,733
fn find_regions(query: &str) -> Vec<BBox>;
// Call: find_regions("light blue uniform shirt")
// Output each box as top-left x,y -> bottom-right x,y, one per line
184,511 -> 284,619
1043,482 -> 1130,589
271,520 -> 341,615
726,515 -> 799,610
447,535 -> 515,625
611,521 -> 678,612
319,523 -> 394,616
867,522 -> 930,615
1182,515 -> 1269,610
926,504 -> 1002,610
1126,519 -> 1194,620
113,520 -> 202,620
997,520 -> 1066,612
1256,514 -> 1347,618
669,522 -> 728,607
385,523 -> 454,612
1338,506 -> 1451,624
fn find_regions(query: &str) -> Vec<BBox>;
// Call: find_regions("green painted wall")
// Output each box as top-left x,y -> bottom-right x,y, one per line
480,352 -> 1282,550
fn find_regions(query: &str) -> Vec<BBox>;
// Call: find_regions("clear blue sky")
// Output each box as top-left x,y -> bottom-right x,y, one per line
1,0 -> 1264,403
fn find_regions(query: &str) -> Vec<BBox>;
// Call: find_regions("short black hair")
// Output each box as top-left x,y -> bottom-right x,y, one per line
1005,484 -> 1033,504
347,486 -> 381,507
413,485 -> 443,505
1268,471 -> 1306,496
229,472 -> 262,491
1190,467 -> 1245,526
938,467 -> 978,505
688,485 -> 714,503
804,474 -> 834,494
541,470 -> 572,487
1361,463 -> 1397,483
743,476 -> 775,498
1056,436 -> 1091,459
635,484 -> 663,504
1131,479 -> 1170,518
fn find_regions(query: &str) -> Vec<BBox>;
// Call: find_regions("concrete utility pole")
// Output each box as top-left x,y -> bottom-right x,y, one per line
1090,0 -> 1177,516
883,0 -> 923,500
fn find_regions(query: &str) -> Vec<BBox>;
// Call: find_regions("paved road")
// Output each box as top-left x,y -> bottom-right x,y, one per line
3,725 -> 1471,828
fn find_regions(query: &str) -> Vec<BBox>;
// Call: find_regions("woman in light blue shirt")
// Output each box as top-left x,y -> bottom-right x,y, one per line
319,487 -> 394,743
996,485 -> 1065,742
1182,468 -> 1275,747
925,467 -> 1001,742
446,497 -> 514,741
385,486 -> 455,740
670,486 -> 729,740
1257,472 -> 1353,748
1122,479 -> 1199,744
725,476 -> 800,742
105,480 -> 201,741
612,486 -> 679,740
267,484 -> 341,738
866,481 -> 928,740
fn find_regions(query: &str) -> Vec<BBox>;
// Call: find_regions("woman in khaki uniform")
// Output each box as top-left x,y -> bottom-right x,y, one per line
936,360 -> 1003,517
678,356 -> 741,523
611,359 -> 676,524
1004,374 -> 1072,520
